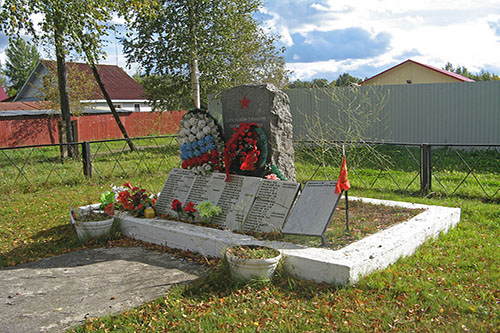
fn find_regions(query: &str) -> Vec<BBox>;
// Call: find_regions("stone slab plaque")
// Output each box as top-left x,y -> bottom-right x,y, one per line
282,181 -> 341,237
157,168 -> 301,232
185,172 -> 227,207
242,179 -> 300,233
156,168 -> 196,215
211,175 -> 262,230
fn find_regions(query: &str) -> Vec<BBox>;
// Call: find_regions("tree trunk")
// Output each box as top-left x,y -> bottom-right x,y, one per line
54,27 -> 75,158
88,62 -> 136,152
191,58 -> 200,108
188,0 -> 200,108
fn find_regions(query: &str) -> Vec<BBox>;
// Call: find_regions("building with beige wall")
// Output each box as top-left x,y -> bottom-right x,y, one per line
361,59 -> 474,85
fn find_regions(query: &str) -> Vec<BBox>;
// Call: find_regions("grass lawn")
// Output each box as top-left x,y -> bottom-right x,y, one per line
67,190 -> 499,332
1,144 -> 499,331
1,179 -> 499,331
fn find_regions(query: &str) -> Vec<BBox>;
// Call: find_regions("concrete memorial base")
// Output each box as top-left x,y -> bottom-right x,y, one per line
116,197 -> 460,286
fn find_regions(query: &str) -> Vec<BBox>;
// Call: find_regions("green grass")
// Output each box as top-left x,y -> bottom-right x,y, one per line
283,200 -> 423,249
0,136 -> 180,193
66,190 -> 499,332
1,144 -> 500,331
0,174 -> 168,267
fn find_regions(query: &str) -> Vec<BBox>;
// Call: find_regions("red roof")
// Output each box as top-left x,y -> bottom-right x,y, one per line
361,59 -> 475,85
0,85 -> 8,102
0,101 -> 51,111
41,60 -> 145,100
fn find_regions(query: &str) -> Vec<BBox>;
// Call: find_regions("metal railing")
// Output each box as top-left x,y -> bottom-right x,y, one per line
0,135 -> 180,189
2,137 -> 500,200
294,141 -> 500,200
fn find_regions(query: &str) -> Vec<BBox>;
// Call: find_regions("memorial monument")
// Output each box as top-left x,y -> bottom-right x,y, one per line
155,84 -> 343,240
221,84 -> 296,181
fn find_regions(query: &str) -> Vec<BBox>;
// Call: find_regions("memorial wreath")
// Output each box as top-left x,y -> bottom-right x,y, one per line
223,122 -> 285,180
178,109 -> 225,175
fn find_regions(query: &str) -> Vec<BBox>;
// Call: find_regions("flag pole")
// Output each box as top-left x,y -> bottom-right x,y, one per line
343,145 -> 349,232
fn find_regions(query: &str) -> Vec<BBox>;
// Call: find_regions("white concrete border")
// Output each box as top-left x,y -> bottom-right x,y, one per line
115,197 -> 460,285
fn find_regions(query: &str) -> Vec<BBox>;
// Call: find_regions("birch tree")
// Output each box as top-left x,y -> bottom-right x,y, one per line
0,0 -> 140,153
123,0 -> 288,110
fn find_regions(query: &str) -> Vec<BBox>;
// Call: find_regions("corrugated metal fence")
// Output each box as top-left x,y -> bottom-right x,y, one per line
210,81 -> 500,144
285,81 -> 500,144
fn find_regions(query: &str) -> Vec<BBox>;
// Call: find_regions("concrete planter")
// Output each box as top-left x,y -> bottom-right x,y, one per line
225,247 -> 281,281
75,217 -> 114,241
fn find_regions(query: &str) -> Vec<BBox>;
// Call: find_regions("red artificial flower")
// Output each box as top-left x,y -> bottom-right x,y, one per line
241,146 -> 258,171
184,202 -> 197,213
265,174 -> 279,180
124,181 -> 132,189
104,202 -> 114,216
136,203 -> 144,211
171,199 -> 183,212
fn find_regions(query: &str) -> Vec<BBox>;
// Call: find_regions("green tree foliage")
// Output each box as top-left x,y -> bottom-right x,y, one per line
4,37 -> 40,96
287,73 -> 362,89
0,0 -> 117,151
444,62 -> 500,81
334,73 -> 362,87
123,0 -> 289,110
0,61 -> 7,89
0,0 -> 142,152
287,79 -> 331,89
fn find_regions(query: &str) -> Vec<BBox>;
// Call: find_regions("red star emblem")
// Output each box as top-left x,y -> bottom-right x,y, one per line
240,96 -> 250,109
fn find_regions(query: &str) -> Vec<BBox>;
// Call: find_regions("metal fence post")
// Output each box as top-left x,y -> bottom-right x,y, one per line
420,144 -> 432,193
82,141 -> 92,178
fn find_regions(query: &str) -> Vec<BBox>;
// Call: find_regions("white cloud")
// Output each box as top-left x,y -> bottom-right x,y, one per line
264,0 -> 500,80
310,3 -> 329,12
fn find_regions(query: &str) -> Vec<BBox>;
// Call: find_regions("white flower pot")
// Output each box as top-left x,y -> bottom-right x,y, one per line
226,247 -> 281,281
75,217 -> 114,241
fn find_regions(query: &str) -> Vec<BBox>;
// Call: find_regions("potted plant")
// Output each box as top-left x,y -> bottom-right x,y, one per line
70,207 -> 114,241
225,245 -> 282,281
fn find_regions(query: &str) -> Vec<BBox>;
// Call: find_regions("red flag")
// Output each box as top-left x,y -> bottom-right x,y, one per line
335,155 -> 351,194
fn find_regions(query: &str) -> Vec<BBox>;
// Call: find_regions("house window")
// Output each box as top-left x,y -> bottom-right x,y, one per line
113,104 -> 122,109
134,103 -> 141,112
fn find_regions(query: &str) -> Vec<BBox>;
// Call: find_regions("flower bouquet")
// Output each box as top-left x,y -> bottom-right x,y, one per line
115,181 -> 157,217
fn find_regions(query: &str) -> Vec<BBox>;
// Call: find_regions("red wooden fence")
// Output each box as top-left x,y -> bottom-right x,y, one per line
0,111 -> 185,147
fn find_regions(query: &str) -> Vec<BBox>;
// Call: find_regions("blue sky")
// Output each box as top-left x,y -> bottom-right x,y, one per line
2,0 -> 500,83
259,0 -> 500,81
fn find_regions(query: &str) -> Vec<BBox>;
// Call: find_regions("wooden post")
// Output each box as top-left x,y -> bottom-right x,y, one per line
82,141 -> 92,178
345,190 -> 349,232
420,144 -> 432,193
